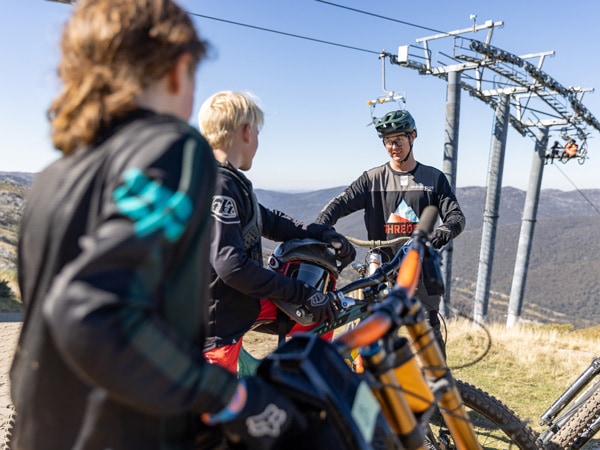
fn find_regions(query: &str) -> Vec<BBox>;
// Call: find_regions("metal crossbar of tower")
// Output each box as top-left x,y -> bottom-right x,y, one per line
383,19 -> 600,326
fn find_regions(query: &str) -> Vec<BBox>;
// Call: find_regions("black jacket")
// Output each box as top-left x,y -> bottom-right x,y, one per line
10,111 -> 237,450
205,162 -> 332,350
316,161 -> 465,300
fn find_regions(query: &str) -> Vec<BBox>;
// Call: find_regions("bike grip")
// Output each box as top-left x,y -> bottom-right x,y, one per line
296,306 -> 307,318
417,205 -> 439,234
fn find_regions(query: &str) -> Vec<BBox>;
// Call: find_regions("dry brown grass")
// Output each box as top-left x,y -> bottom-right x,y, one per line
445,317 -> 598,436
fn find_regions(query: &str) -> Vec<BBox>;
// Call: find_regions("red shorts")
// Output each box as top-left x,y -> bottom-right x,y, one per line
204,339 -> 243,375
204,299 -> 334,375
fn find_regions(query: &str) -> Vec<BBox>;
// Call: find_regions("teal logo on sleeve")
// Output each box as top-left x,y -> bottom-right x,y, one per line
113,167 -> 193,242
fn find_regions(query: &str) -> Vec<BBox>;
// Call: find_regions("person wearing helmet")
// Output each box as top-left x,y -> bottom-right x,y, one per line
198,91 -> 356,375
315,109 -> 465,354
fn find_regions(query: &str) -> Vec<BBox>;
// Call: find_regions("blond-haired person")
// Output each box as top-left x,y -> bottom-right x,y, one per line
199,90 -> 355,374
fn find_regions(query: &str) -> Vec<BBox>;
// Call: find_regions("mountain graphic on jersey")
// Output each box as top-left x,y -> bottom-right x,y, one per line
385,199 -> 420,235
388,199 -> 419,223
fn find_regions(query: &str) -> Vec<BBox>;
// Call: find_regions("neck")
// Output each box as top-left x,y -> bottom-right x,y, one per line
213,148 -> 240,169
390,158 -> 417,172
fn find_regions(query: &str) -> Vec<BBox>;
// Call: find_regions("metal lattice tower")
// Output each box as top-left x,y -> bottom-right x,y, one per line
392,20 -> 599,141
382,19 -> 600,325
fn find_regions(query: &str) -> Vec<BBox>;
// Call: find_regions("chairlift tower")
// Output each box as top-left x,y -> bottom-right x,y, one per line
382,19 -> 600,326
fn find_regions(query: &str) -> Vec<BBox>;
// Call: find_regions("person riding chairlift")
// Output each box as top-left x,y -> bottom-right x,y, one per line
563,139 -> 579,159
545,140 -> 561,165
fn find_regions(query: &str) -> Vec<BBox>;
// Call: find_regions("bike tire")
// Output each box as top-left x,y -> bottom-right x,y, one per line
539,379 -> 600,449
1,405 -> 15,450
429,380 -> 541,449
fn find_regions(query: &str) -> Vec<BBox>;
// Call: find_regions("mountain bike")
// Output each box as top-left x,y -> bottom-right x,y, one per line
249,206 -> 540,449
537,357 -> 600,449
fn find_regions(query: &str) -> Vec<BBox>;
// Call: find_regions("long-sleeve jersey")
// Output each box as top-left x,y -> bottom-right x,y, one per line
10,110 -> 237,450
206,162 -> 332,350
316,161 -> 465,256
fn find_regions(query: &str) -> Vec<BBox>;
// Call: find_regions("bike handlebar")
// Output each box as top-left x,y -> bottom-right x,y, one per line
334,206 -> 439,352
345,235 -> 410,249
295,236 -> 413,320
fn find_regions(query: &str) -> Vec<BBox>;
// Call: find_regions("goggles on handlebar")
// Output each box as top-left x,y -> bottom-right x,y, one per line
269,260 -> 336,294
267,238 -> 339,294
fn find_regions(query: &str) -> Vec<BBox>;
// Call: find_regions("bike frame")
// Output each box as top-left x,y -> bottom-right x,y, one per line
306,237 -> 411,337
334,206 -> 483,450
244,209 -> 539,448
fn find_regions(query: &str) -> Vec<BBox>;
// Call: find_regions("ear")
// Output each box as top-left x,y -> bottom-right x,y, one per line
166,53 -> 193,94
242,123 -> 252,143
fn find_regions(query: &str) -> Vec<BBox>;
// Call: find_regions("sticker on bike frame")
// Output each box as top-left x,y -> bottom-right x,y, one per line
352,381 -> 381,443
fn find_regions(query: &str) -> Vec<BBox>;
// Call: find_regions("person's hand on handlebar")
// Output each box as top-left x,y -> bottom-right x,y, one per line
302,288 -> 338,323
320,228 -> 356,269
430,225 -> 452,249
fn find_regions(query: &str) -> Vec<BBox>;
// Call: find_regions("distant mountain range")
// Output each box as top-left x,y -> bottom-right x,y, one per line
256,186 -> 600,328
1,172 -> 599,328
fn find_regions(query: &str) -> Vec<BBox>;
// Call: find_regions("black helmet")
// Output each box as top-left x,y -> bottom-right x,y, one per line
374,109 -> 417,138
268,239 -> 339,325
268,238 -> 339,293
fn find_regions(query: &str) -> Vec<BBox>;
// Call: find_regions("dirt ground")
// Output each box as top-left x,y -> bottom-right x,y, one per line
0,318 -> 278,448
0,316 -> 21,448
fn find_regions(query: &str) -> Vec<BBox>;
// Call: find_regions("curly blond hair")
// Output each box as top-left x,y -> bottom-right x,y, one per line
49,0 -> 208,154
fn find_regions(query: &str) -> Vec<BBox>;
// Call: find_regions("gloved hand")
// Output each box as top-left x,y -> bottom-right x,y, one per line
320,228 -> 356,268
203,378 -> 307,450
430,225 -> 452,249
302,288 -> 338,323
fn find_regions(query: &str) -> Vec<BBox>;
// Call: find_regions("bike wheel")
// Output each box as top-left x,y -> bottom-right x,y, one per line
1,405 -> 16,450
539,379 -> 600,449
428,380 -> 541,449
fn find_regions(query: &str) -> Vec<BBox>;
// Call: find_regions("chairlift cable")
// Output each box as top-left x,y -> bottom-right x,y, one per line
552,165 -> 600,216
188,12 -> 379,55
315,0 -> 498,49
315,0 -> 445,34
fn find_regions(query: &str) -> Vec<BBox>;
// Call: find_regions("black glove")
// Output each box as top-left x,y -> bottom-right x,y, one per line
320,228 -> 356,268
302,288 -> 338,323
430,225 -> 452,249
217,378 -> 308,450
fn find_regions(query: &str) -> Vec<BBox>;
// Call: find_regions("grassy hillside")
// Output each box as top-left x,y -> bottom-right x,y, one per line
445,318 -> 599,447
450,215 -> 600,327
0,178 -> 27,311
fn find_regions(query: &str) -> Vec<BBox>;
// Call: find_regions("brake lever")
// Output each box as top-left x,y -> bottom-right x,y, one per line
336,293 -> 359,310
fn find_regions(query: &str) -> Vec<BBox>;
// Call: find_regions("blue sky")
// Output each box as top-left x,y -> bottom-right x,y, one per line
2,0 -> 600,192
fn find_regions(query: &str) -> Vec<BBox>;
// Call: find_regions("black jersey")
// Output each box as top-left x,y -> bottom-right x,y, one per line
317,161 -> 465,243
206,163 -> 332,350
11,110 -> 237,449
316,161 -> 465,303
